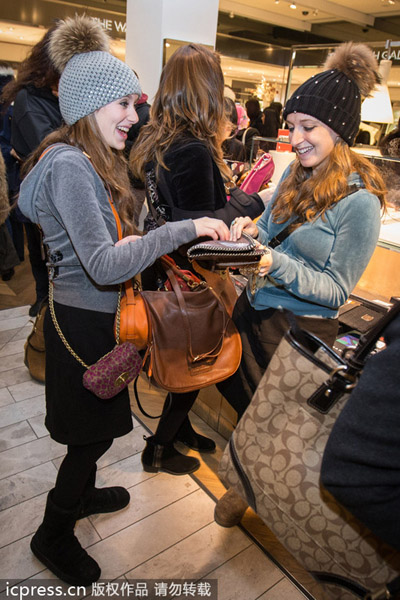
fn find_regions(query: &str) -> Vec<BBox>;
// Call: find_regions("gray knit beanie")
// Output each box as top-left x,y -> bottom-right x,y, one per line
59,51 -> 141,125
283,43 -> 380,146
49,16 -> 141,125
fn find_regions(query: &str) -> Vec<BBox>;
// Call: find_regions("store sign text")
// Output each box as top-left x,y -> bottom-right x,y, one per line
374,49 -> 400,62
91,17 -> 126,36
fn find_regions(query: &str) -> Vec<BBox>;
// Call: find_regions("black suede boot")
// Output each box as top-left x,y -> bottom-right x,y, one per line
78,466 -> 130,519
31,490 -> 101,586
175,416 -> 216,453
141,435 -> 200,475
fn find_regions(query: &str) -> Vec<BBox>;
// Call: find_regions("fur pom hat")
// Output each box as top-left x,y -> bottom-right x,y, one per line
49,15 -> 141,125
283,42 -> 380,145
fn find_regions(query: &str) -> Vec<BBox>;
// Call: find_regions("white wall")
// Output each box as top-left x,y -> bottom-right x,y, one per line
125,0 -> 219,102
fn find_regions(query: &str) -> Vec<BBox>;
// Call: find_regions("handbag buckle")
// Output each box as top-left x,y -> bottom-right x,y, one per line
328,364 -> 358,390
116,371 -> 131,386
364,586 -> 391,600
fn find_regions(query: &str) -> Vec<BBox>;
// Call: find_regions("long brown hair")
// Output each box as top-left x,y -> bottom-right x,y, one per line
23,115 -> 138,235
1,24 -> 60,108
131,43 -> 231,180
272,140 -> 386,226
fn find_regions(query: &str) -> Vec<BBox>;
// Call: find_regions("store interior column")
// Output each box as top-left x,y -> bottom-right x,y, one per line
125,0 -> 219,102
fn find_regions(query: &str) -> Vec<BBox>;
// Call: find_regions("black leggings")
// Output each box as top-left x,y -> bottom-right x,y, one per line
52,439 -> 113,509
154,393 -> 198,445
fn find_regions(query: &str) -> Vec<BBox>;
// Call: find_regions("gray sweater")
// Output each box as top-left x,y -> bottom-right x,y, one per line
18,144 -> 198,313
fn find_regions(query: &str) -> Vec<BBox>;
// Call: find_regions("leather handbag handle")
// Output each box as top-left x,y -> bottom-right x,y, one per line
162,262 -> 228,364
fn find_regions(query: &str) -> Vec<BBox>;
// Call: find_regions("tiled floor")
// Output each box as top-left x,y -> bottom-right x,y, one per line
0,305 -> 310,599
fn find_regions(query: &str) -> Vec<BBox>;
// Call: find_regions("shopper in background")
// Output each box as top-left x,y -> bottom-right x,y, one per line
245,97 -> 264,135
1,24 -> 62,316
321,310 -> 400,552
131,43 -> 266,477
236,99 -> 261,162
215,42 -> 386,527
380,117 -> 400,156
376,118 -> 400,209
0,147 -> 19,280
222,96 -> 245,163
18,17 -> 229,586
0,62 -> 22,279
124,90 -> 151,158
261,101 -> 283,150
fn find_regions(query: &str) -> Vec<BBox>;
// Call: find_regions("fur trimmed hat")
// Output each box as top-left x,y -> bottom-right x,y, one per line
283,43 -> 380,145
49,16 -> 141,125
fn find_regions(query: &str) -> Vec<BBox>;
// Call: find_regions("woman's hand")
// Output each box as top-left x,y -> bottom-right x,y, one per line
230,216 -> 258,241
193,217 -> 230,240
258,249 -> 273,276
115,235 -> 141,246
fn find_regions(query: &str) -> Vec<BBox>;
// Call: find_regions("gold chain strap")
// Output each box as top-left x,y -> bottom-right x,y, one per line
40,147 -> 124,366
48,282 -> 122,369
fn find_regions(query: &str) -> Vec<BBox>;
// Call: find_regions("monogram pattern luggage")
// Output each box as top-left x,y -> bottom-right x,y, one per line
218,324 -> 400,600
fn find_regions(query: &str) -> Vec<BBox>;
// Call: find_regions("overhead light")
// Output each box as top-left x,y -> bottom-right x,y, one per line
290,2 -> 297,9
388,0 -> 395,4
229,11 -> 235,18
275,0 -> 280,4
313,9 -> 319,16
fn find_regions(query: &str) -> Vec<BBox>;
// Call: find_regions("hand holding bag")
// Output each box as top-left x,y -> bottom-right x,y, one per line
218,302 -> 400,600
187,232 -> 270,270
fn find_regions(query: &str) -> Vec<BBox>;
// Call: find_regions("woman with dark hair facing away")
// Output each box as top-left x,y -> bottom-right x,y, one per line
222,96 -> 245,162
1,24 -> 63,316
131,43 -> 267,477
18,17 -> 229,586
245,97 -> 264,134
215,42 -> 387,527
261,101 -> 283,150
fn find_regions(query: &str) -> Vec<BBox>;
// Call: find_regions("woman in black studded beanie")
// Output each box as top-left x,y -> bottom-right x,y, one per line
215,42 -> 388,527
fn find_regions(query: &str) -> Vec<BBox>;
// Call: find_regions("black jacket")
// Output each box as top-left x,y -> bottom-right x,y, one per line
142,135 -> 264,277
156,135 -> 264,225
11,85 -> 62,159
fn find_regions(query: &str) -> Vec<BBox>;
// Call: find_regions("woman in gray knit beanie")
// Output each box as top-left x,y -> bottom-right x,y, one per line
215,42 -> 388,527
18,15 -> 229,586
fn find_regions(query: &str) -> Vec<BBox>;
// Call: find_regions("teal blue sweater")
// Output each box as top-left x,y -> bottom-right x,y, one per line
251,166 -> 382,318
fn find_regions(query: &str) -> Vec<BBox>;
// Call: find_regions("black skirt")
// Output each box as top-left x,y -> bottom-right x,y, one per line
44,301 -> 133,445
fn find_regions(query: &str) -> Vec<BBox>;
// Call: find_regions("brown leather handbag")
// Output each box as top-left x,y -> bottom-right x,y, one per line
117,256 -> 202,350
124,256 -> 242,393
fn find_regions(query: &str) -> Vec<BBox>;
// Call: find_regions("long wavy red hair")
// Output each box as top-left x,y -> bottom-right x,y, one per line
272,140 -> 386,227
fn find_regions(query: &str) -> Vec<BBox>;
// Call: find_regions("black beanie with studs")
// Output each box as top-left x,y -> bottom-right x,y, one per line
283,42 -> 380,146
